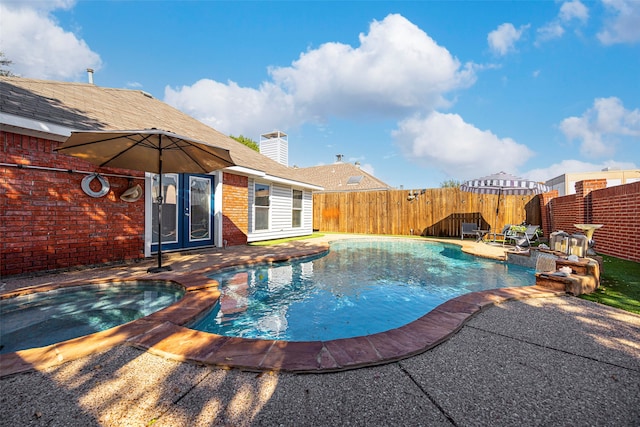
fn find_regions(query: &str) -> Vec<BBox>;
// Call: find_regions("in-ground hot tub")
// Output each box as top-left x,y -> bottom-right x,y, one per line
0,280 -> 185,354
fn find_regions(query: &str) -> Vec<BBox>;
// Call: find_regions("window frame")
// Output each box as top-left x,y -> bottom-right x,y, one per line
254,182 -> 271,231
292,189 -> 303,228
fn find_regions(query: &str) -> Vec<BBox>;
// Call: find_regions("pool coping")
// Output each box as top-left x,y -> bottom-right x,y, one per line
0,241 -> 565,377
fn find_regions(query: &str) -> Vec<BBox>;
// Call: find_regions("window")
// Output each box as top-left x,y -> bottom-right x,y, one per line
254,183 -> 270,230
292,189 -> 302,228
347,175 -> 364,185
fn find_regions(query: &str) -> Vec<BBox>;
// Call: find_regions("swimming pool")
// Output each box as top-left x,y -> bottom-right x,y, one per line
192,239 -> 535,341
0,281 -> 185,354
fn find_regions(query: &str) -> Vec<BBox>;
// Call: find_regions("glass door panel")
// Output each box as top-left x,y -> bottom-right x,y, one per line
189,176 -> 212,242
151,173 -> 179,245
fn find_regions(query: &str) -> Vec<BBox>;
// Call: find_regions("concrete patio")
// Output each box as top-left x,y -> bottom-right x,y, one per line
1,235 -> 639,426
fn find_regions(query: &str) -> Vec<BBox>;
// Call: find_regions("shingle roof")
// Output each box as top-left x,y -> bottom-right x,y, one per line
0,77 -> 317,187
294,161 -> 392,192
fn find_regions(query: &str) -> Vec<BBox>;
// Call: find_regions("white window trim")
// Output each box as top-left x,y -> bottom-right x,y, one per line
254,181 -> 271,231
292,188 -> 303,228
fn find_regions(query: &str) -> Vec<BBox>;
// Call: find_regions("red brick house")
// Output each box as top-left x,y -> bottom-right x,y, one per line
0,77 -> 322,276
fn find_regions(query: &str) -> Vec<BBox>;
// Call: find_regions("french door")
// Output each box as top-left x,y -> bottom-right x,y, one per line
151,173 -> 215,252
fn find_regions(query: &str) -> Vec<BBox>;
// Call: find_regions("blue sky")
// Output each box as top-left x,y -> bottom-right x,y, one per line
1,1 -> 639,189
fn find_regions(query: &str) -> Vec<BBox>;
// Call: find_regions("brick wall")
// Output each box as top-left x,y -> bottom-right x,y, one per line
547,193 -> 577,236
546,179 -> 640,263
575,179 -> 607,225
1,131 -> 145,276
221,172 -> 248,246
589,181 -> 640,262
539,190 -> 558,238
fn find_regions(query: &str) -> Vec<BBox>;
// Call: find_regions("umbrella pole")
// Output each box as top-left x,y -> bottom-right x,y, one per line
148,141 -> 172,273
157,172 -> 164,269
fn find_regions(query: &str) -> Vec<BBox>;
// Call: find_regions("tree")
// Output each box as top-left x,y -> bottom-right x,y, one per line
440,179 -> 461,188
230,134 -> 259,152
0,51 -> 15,77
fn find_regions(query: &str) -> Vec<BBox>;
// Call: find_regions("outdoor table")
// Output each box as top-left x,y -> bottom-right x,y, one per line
475,229 -> 489,242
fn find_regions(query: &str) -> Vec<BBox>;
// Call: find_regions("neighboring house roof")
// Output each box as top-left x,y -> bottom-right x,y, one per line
0,77 -> 322,190
295,161 -> 392,192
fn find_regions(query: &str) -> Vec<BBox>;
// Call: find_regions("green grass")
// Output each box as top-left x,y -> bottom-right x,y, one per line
579,255 -> 640,314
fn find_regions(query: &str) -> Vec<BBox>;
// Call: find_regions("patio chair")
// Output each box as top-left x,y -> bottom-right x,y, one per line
524,225 -> 541,242
487,224 -> 511,245
504,224 -> 541,248
461,222 -> 478,240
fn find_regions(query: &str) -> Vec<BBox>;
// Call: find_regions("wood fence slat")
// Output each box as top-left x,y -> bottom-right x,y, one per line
313,189 -> 541,237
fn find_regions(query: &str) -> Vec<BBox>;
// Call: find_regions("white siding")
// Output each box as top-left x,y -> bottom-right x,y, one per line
248,178 -> 256,230
270,183 -> 291,232
247,179 -> 314,242
303,190 -> 313,229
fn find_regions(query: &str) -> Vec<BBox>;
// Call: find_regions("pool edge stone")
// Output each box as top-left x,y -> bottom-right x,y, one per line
0,241 -> 570,377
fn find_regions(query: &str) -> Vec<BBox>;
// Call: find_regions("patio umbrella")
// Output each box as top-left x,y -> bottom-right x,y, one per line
56,128 -> 235,272
460,171 -> 550,234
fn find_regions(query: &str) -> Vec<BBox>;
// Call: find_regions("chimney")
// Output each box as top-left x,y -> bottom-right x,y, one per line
259,130 -> 288,166
336,154 -> 344,163
87,68 -> 94,84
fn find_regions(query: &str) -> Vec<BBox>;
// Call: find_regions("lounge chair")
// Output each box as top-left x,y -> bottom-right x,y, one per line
525,225 -> 541,242
505,225 -> 540,249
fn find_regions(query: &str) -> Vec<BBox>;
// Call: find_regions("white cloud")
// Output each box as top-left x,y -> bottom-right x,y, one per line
559,0 -> 589,23
4,1 -> 77,12
536,0 -> 589,44
524,159 -> 638,183
0,1 -> 101,80
487,23 -> 529,56
559,97 -> 640,157
271,14 -> 475,117
165,79 -> 296,137
165,14 -> 476,138
536,22 -> 565,43
392,112 -> 533,179
598,0 -> 640,44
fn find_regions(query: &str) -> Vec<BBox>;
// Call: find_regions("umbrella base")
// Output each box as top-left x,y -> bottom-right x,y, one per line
147,265 -> 173,273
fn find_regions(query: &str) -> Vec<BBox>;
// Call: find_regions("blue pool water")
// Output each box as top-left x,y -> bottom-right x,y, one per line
0,281 -> 184,354
192,239 -> 535,341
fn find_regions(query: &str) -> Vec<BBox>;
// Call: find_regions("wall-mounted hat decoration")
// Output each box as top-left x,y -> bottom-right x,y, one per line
120,183 -> 143,202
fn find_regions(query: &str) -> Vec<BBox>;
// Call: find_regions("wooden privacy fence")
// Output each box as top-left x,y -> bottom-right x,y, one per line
313,188 -> 542,238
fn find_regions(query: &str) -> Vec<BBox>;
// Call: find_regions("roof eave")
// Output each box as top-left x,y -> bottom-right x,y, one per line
266,174 -> 324,191
0,112 -> 72,142
226,165 -> 324,191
